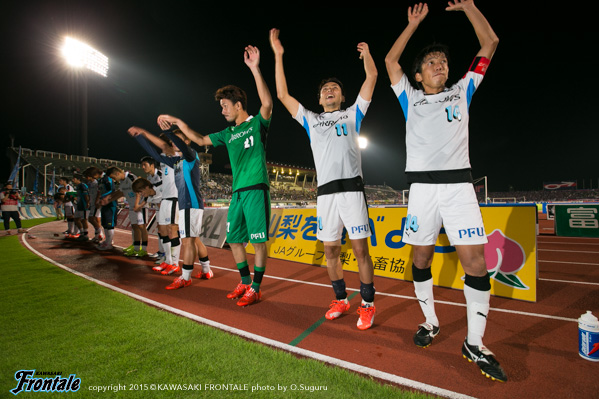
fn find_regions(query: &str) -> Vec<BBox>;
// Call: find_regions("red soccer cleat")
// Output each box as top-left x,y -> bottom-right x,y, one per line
194,270 -> 214,280
226,283 -> 249,299
160,264 -> 180,275
236,287 -> 261,307
165,276 -> 191,290
325,299 -> 350,320
356,303 -> 376,330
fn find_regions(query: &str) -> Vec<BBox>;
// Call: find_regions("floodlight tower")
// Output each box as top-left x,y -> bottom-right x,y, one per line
61,37 -> 109,157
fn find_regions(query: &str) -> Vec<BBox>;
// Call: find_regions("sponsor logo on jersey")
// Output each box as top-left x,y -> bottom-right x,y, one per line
312,114 -> 348,129
228,127 -> 253,144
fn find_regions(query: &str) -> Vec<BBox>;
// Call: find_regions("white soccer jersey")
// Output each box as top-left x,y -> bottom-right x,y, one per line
159,158 -> 178,199
119,172 -> 137,205
294,95 -> 370,187
391,57 -> 488,175
147,170 -> 163,204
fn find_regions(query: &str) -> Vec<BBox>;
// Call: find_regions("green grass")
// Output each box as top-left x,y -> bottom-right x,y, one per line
0,219 -> 436,399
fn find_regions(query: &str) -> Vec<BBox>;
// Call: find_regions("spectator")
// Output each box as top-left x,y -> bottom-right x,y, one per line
1,181 -> 26,234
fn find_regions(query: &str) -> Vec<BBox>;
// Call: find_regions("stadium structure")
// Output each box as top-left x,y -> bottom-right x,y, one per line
5,146 -> 599,206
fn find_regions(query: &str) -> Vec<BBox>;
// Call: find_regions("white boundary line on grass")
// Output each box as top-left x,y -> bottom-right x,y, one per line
21,230 -> 477,399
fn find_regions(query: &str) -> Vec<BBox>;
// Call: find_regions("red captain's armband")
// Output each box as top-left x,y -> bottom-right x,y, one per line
468,56 -> 490,75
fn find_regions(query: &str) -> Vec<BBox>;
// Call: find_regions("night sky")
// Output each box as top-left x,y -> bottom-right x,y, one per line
3,1 -> 597,192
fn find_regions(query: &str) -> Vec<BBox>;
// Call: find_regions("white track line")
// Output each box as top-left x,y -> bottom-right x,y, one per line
100,230 -> 586,323
21,229 -> 476,399
539,277 -> 599,287
539,249 -> 599,254
538,260 -> 599,266
538,241 -> 599,246
538,235 -> 599,240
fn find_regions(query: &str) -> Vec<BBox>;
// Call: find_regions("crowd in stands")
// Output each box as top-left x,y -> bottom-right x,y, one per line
8,181 -> 599,207
478,189 -> 599,203
7,146 -> 599,206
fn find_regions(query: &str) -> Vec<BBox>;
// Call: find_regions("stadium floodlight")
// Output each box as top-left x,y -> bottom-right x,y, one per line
61,36 -> 109,156
62,37 -> 109,77
358,136 -> 368,149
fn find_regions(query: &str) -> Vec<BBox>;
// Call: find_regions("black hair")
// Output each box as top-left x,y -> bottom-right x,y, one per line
317,77 -> 345,99
132,177 -> 153,193
411,43 -> 450,89
106,166 -> 123,177
140,156 -> 156,167
215,85 -> 248,111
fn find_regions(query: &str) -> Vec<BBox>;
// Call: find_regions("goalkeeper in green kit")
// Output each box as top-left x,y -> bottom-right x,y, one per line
158,44 -> 273,307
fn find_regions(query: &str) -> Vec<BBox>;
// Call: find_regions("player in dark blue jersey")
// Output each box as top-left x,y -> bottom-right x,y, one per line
97,166 -> 124,250
72,173 -> 90,241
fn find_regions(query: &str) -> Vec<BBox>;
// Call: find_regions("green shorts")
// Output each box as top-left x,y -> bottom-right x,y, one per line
227,187 -> 270,243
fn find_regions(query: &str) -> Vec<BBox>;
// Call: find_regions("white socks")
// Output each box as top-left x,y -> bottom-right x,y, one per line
414,278 -> 439,327
464,284 -> 490,347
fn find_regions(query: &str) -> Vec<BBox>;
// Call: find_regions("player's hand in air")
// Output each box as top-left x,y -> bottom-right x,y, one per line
408,3 -> 429,24
446,0 -> 475,12
127,126 -> 146,137
357,42 -> 371,60
269,29 -> 284,57
244,45 -> 261,69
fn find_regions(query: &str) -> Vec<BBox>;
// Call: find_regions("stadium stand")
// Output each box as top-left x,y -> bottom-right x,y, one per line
7,146 -> 599,206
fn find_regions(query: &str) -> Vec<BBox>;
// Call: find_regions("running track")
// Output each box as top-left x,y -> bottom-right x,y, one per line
21,221 -> 599,399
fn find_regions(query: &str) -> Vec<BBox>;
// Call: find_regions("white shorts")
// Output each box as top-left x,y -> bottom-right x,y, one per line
317,191 -> 371,242
128,208 -> 147,225
178,208 -> 203,238
158,199 -> 179,225
403,183 -> 487,246
89,207 -> 101,218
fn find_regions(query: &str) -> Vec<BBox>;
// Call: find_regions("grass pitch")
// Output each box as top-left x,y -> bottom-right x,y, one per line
1,218 -> 435,398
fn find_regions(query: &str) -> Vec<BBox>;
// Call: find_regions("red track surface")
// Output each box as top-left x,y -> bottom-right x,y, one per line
22,221 -> 599,398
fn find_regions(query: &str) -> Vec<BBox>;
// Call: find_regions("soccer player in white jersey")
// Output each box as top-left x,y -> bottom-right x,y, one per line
385,1 -> 505,382
116,171 -> 149,257
140,156 -> 164,258
146,136 -> 182,276
270,29 -> 378,330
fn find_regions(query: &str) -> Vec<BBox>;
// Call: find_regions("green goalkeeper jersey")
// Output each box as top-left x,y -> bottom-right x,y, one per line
209,113 -> 271,192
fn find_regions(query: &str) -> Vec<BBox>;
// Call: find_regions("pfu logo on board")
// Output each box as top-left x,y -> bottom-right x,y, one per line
10,370 -> 81,395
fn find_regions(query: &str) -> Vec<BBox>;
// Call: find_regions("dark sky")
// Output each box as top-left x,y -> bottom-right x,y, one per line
2,1 -> 597,192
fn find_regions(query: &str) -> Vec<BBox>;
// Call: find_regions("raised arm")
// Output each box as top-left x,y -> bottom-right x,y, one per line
128,126 -> 171,153
357,43 -> 378,101
155,115 -> 213,147
163,130 -> 196,162
269,28 -> 300,117
127,126 -> 174,167
446,0 -> 498,60
244,45 -> 273,121
385,3 -> 429,86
